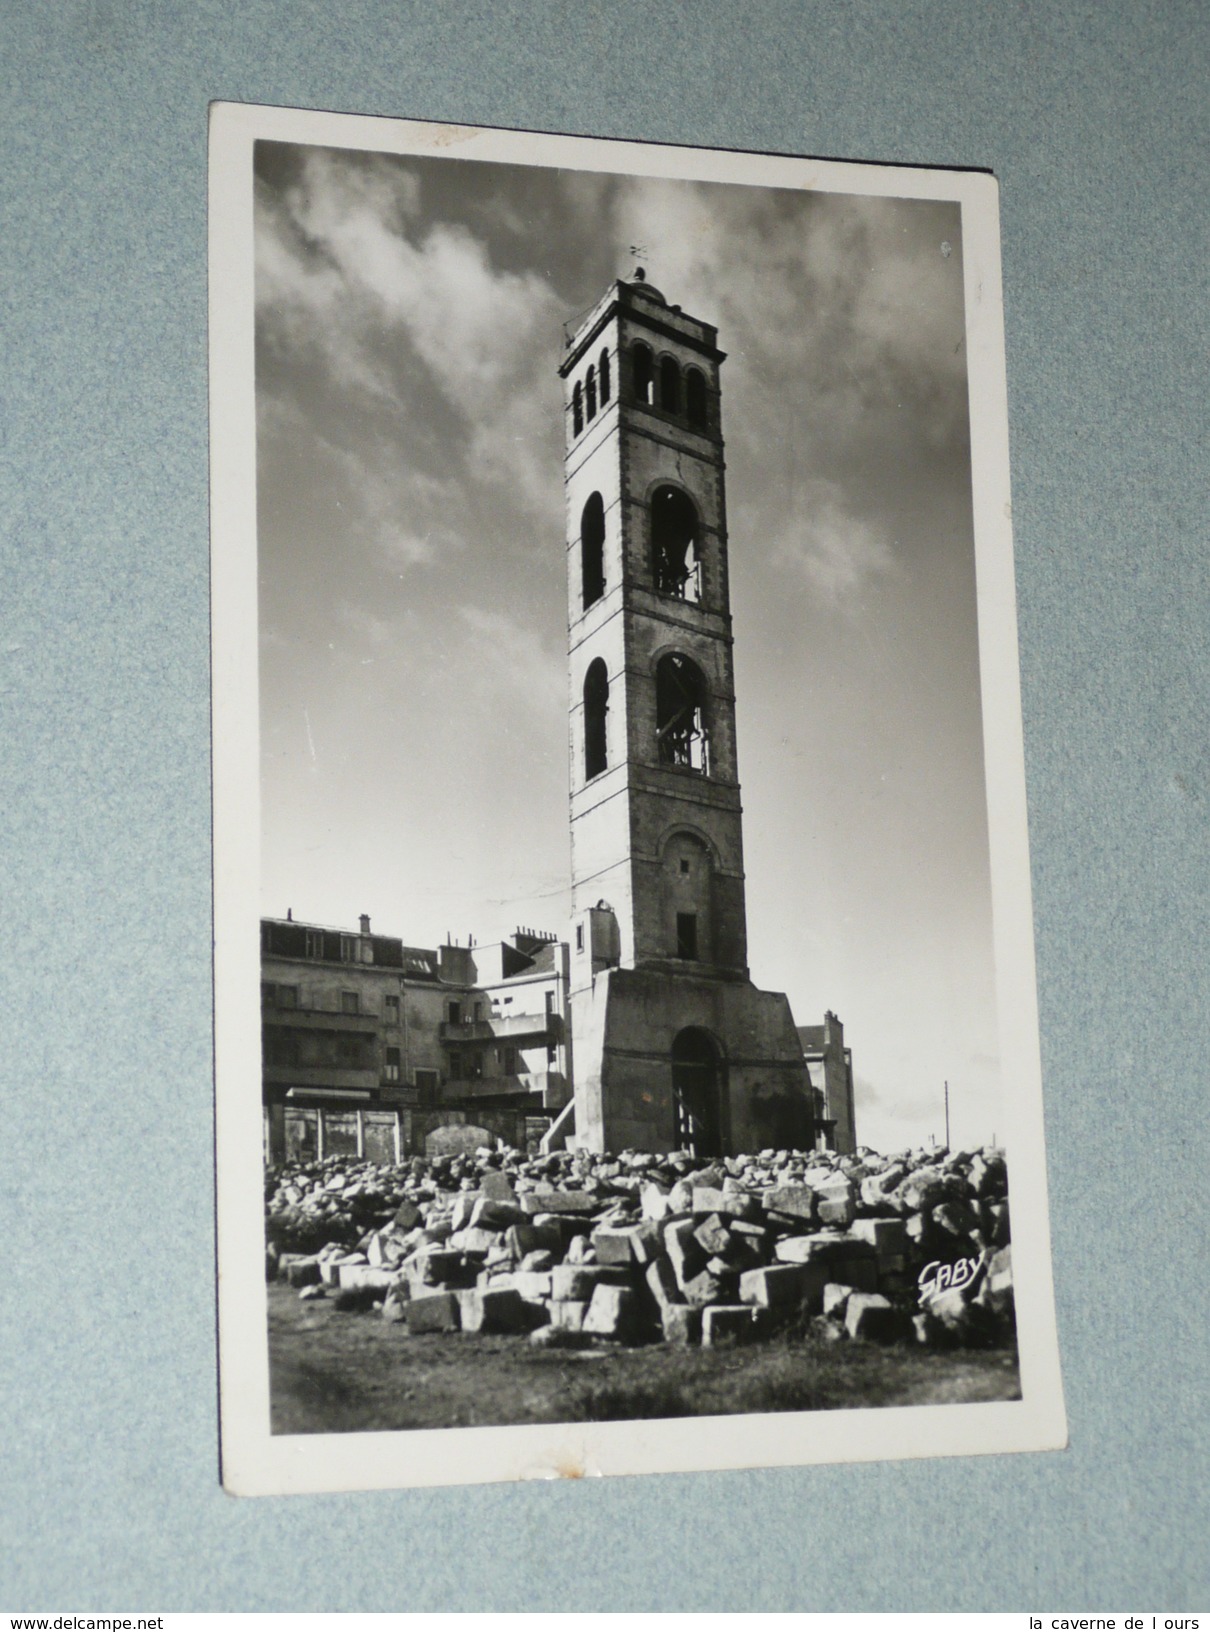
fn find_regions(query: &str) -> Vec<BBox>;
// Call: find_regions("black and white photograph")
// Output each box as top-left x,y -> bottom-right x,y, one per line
209,104 -> 1066,1494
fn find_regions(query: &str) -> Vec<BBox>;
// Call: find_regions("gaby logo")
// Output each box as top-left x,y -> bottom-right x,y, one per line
918,1256 -> 980,1300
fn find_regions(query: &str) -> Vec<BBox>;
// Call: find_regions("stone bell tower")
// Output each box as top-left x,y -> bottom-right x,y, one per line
558,272 -> 813,1156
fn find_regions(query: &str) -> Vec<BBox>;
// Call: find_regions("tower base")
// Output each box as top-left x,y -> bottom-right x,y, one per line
569,966 -> 816,1156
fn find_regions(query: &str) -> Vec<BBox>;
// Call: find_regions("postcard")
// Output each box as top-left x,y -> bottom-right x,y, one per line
209,101 -> 1066,1494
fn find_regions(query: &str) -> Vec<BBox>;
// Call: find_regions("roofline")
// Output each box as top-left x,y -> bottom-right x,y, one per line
559,289 -> 725,378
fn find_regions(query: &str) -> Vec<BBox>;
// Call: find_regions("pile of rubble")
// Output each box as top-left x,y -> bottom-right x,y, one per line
266,1144 -> 1013,1350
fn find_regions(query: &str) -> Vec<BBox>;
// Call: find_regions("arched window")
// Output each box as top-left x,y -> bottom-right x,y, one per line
599,347 -> 611,405
572,381 -> 583,437
686,367 -> 707,429
580,492 -> 605,610
632,342 -> 653,405
586,364 -> 597,422
659,355 -> 681,414
584,658 -> 609,780
651,484 -> 702,602
672,1028 -> 724,1157
655,653 -> 709,774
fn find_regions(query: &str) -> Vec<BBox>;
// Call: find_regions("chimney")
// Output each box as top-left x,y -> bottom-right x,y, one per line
359,914 -> 371,936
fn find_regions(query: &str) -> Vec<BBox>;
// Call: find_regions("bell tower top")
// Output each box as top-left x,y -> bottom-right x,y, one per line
560,273 -> 726,404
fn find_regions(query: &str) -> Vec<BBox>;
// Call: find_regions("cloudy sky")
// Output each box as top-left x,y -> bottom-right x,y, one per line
254,138 -> 1001,1152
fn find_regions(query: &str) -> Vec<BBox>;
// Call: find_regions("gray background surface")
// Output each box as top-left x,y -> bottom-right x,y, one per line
2,0 -> 1206,1611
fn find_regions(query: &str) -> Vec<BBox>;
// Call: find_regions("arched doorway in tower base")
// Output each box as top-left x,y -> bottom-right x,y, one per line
671,1027 -> 725,1157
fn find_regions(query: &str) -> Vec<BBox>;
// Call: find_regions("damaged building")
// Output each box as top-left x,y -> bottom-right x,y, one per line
261,915 -> 570,1163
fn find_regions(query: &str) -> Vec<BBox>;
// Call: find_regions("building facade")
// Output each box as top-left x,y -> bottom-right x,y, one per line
261,914 -> 570,1163
558,273 -> 822,1156
797,1012 -> 858,1155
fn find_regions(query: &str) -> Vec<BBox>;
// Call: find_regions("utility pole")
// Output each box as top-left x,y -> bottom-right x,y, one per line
944,1079 -> 950,1150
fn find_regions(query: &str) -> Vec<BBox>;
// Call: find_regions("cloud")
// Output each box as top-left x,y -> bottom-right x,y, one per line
256,149 -> 566,521
607,179 -> 969,463
771,478 -> 901,602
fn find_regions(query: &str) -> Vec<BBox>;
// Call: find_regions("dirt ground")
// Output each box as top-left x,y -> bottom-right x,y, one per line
267,1285 -> 1021,1435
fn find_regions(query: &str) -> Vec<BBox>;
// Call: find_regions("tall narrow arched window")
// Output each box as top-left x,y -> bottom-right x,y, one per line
651,485 -> 702,602
584,658 -> 609,780
580,492 -> 605,609
659,355 -> 681,414
655,653 -> 710,774
599,347 -> 611,405
585,364 -> 597,422
632,342 -> 653,405
686,367 -> 707,429
572,381 -> 584,437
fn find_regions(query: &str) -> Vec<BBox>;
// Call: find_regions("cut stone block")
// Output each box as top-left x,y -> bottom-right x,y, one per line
411,1248 -> 466,1286
551,1263 -> 621,1302
283,1257 -> 322,1287
450,1194 -> 478,1231
458,1287 -> 528,1334
582,1283 -> 640,1341
844,1292 -> 902,1342
643,1255 -> 681,1311
774,1232 -> 866,1265
666,1179 -> 694,1214
393,1199 -> 422,1231
592,1226 -> 642,1265
815,1180 -> 856,1229
480,1171 -> 517,1202
681,1269 -> 730,1306
407,1291 -> 462,1333
693,1214 -> 732,1256
738,1263 -> 809,1307
470,1196 -> 524,1230
701,1304 -> 762,1346
548,1298 -> 587,1332
897,1169 -> 948,1213
447,1227 -> 498,1256
640,1183 -> 671,1222
660,1303 -> 701,1346
691,1185 -> 753,1217
520,1190 -> 598,1214
664,1216 -> 707,1289
504,1221 -> 562,1257
763,1185 -> 817,1222
511,1270 -> 554,1303
518,1249 -> 554,1272
337,1264 -> 397,1292
822,1282 -> 853,1319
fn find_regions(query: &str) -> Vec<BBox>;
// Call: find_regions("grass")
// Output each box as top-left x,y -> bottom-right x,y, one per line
266,1285 -> 1020,1435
